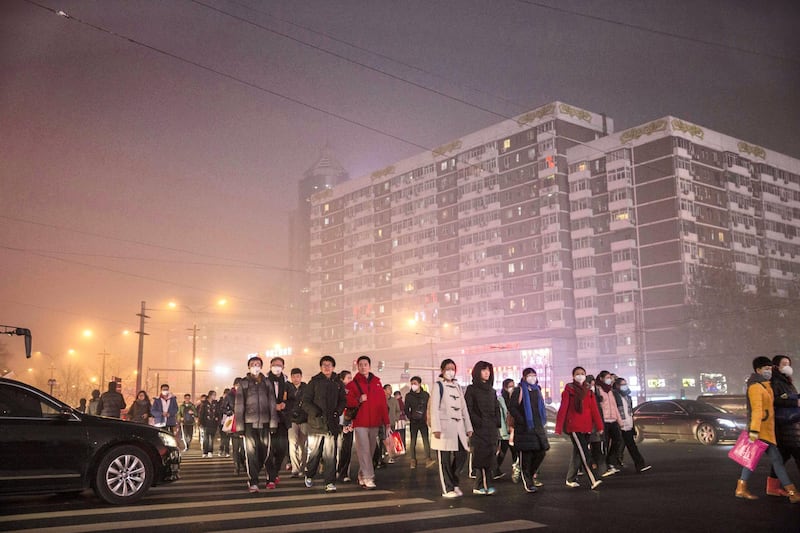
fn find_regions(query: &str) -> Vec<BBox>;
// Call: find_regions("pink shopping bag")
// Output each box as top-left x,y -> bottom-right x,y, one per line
728,431 -> 768,471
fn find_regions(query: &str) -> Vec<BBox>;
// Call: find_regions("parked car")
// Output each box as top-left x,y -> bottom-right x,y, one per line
0,378 -> 181,504
633,399 -> 746,445
696,394 -> 747,417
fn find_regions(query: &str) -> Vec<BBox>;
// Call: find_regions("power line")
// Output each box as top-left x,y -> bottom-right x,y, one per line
515,0 -> 799,65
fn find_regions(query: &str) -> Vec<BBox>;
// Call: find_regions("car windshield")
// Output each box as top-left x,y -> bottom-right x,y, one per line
683,402 -> 726,414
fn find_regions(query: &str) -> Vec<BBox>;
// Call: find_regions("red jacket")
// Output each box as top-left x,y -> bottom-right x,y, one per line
555,382 -> 603,434
346,372 -> 389,428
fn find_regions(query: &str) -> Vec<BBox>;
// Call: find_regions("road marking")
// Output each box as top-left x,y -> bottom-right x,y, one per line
210,508 -> 484,533
14,498 -> 433,533
0,491 -> 394,522
416,519 -> 548,532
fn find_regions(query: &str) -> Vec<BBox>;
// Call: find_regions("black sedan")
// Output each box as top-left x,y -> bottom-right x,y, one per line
0,378 -> 181,504
633,399 -> 746,445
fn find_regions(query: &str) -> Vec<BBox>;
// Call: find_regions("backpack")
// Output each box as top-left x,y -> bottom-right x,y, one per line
427,381 -> 444,427
182,405 -> 196,424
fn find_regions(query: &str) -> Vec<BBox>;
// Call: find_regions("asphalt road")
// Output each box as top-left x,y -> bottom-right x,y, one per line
0,437 -> 797,532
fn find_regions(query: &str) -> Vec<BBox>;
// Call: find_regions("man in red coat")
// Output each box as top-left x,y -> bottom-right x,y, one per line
346,355 -> 390,489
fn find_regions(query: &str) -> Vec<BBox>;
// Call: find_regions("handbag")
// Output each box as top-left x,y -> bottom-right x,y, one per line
221,414 -> 236,433
384,429 -> 406,457
728,431 -> 768,471
344,380 -> 364,422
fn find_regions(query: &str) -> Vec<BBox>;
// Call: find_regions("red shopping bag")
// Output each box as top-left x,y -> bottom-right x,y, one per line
728,431 -> 767,471
385,429 -> 406,457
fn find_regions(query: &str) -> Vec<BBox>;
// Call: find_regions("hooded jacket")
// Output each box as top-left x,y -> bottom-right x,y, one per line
464,362 -> 500,437
746,372 -> 776,445
303,371 -> 347,435
346,372 -> 389,428
151,391 -> 179,426
555,382 -> 603,434
430,377 -> 473,451
97,382 -> 126,418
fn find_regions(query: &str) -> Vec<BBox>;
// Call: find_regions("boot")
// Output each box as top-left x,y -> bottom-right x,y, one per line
735,479 -> 758,500
766,476 -> 788,497
785,484 -> 800,504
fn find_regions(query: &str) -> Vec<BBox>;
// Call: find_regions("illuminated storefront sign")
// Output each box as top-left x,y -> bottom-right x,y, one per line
700,373 -> 727,394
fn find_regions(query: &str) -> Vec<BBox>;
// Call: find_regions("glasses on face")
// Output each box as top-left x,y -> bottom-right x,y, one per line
321,363 -> 334,368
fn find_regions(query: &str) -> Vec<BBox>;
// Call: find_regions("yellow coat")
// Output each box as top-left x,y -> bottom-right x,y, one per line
747,378 -> 776,445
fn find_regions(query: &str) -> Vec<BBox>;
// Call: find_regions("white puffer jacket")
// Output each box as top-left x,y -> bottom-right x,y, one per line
430,378 -> 473,451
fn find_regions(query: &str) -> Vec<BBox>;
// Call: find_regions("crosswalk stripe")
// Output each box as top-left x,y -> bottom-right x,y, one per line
416,519 -> 547,532
0,491 -> 394,522
209,507 -> 485,533
15,498 -> 433,533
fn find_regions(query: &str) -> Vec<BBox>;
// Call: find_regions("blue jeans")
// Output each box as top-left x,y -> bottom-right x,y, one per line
740,442 -> 792,486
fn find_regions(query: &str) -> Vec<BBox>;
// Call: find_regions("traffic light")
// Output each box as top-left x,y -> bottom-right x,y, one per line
404,362 -> 410,373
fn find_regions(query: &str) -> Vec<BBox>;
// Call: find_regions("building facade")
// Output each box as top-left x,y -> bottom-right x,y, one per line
307,106 -> 800,399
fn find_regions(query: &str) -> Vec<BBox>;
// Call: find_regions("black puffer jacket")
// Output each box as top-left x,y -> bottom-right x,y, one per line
404,389 -> 430,424
465,362 -> 500,469
509,383 -> 549,452
771,370 -> 800,447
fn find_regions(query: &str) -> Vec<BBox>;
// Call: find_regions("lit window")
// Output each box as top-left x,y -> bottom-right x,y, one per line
503,139 -> 511,151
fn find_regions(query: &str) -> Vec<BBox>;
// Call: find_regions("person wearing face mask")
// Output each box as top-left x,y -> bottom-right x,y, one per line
199,390 -> 220,458
595,370 -> 624,477
509,368 -> 549,493
345,355 -> 390,490
234,355 -> 279,492
766,355 -> 800,497
735,356 -> 799,503
430,359 -> 474,498
264,357 -> 290,489
151,384 -> 179,435
495,378 -> 516,480
404,376 -> 435,469
612,377 -> 651,473
555,366 -> 604,490
465,361 -> 501,495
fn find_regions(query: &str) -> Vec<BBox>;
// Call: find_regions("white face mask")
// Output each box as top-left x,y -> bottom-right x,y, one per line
574,374 -> 586,384
444,369 -> 455,381
250,366 -> 261,376
161,389 -> 169,396
780,365 -> 793,377
411,384 -> 420,392
271,366 -> 283,376
526,376 -> 538,385
604,378 -> 613,386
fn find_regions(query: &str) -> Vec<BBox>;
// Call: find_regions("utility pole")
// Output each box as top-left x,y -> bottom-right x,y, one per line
135,301 -> 149,392
190,324 -> 198,401
98,349 -> 110,387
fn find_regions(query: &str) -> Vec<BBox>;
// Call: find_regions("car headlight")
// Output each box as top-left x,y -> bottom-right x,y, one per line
158,431 -> 178,448
716,419 -> 737,428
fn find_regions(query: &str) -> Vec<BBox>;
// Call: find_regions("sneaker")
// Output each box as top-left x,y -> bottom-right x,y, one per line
493,472 -> 506,480
274,476 -> 280,485
473,488 -> 488,495
363,480 -> 377,490
639,465 -> 652,472
387,457 -> 395,464
609,466 -> 621,473
425,458 -> 437,469
410,459 -> 417,469
524,484 -> 538,494
342,476 -> 352,483
511,468 -> 521,484
325,483 -> 337,492
304,477 -> 313,488
533,479 -> 544,487
248,485 -> 259,493
442,490 -> 459,498
601,469 -> 617,477
577,470 -> 585,476
486,486 -> 496,495
225,453 -> 231,458
453,486 -> 463,497
266,482 -> 276,490
565,481 -> 580,488
591,479 -> 603,490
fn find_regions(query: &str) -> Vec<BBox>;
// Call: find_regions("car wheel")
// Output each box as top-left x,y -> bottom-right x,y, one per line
633,426 -> 644,443
695,423 -> 718,446
93,445 -> 153,504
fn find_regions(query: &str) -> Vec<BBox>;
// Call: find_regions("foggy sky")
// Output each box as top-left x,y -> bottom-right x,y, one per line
1,0 -> 798,377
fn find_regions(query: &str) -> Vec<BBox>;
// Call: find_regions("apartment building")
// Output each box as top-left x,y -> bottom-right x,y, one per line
567,117 -> 800,398
307,102 -> 611,396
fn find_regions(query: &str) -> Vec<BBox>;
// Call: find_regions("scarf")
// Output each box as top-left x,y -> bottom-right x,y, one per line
569,381 -> 587,413
520,380 -> 546,431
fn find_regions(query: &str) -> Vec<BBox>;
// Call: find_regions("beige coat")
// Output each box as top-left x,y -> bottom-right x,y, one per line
430,378 -> 473,451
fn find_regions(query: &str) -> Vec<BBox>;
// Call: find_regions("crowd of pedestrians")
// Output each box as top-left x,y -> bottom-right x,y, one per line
75,352 -> 799,505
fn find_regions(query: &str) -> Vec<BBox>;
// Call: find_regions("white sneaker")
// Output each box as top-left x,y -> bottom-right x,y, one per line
453,486 -> 463,496
325,483 -> 337,492
363,479 -> 377,490
591,479 -> 603,490
565,480 -> 580,488
442,490 -> 459,498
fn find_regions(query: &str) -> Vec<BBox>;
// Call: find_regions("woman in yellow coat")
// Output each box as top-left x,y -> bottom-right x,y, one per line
736,356 -> 799,503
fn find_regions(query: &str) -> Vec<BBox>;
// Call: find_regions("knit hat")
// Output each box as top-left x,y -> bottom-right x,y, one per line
752,356 -> 773,370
